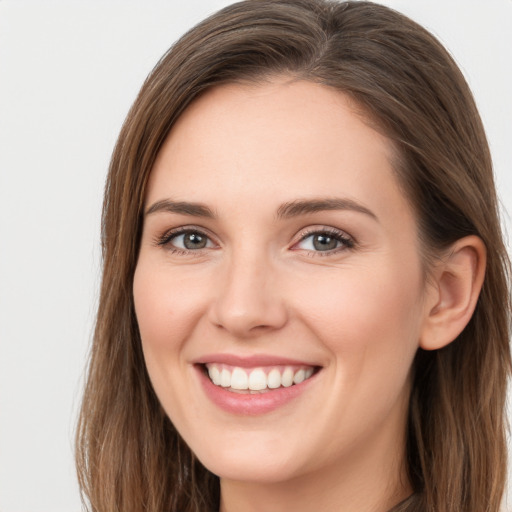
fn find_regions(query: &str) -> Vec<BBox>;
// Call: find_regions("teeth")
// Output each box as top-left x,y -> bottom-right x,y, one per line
208,365 -> 221,385
248,368 -> 267,391
281,367 -> 294,387
220,368 -> 231,387
231,368 -> 248,390
293,369 -> 306,384
267,368 -> 281,389
205,364 -> 316,392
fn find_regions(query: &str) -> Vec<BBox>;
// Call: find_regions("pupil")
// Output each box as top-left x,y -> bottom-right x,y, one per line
313,234 -> 337,251
184,232 -> 206,249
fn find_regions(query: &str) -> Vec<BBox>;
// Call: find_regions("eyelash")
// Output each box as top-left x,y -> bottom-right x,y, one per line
155,226 -> 355,256
156,227 -> 216,256
293,227 -> 354,256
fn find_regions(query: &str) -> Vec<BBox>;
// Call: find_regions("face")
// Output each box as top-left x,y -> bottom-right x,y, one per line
133,79 -> 429,486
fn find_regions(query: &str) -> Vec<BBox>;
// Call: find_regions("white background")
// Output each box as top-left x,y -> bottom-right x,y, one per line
0,1 -> 511,511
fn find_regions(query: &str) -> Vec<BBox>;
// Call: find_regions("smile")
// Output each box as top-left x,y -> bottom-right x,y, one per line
205,363 -> 315,393
195,356 -> 321,415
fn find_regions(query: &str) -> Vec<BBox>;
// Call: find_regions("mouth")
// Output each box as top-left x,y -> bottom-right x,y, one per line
194,354 -> 322,415
201,363 -> 318,394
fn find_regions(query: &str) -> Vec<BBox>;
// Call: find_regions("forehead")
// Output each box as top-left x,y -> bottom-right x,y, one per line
146,79 -> 411,225
158,78 -> 392,166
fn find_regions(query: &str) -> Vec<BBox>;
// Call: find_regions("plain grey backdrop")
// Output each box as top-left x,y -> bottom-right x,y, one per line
0,1 -> 511,511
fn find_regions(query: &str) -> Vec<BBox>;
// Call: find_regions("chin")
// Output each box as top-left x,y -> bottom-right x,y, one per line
188,429 -> 308,484
201,452 -> 301,484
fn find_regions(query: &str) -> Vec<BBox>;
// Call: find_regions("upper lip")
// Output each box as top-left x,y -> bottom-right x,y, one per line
194,353 -> 320,368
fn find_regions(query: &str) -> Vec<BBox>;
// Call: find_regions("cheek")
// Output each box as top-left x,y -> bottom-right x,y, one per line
132,261 -> 208,419
292,259 -> 424,373
133,262 -> 208,354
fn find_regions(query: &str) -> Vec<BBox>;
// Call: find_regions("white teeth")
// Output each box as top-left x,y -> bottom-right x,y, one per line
220,368 -> 231,387
208,365 -> 221,385
231,368 -> 248,390
281,367 -> 294,387
205,363 -> 316,391
293,369 -> 306,384
248,368 -> 267,391
267,368 -> 281,389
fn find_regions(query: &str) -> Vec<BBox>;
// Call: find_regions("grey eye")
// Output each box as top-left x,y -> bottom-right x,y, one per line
184,232 -> 207,249
296,231 -> 352,252
311,234 -> 339,251
171,231 -> 213,250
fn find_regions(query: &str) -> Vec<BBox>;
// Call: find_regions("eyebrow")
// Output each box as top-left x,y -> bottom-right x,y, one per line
145,199 -> 216,218
145,197 -> 377,221
276,198 -> 378,221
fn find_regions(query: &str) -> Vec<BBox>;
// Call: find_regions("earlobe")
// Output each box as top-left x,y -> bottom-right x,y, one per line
419,236 -> 486,351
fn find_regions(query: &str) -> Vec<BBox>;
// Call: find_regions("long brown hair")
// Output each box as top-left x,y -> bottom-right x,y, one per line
76,1 -> 511,511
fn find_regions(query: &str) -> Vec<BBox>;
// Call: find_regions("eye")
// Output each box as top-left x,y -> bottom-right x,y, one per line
158,229 -> 215,251
294,229 -> 354,253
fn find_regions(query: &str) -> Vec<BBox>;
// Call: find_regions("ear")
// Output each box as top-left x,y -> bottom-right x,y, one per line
420,235 -> 486,351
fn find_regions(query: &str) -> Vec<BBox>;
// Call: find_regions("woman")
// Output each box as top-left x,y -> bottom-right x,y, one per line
76,1 -> 511,511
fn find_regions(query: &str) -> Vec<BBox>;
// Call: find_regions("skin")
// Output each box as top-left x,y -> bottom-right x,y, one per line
133,78 -> 478,511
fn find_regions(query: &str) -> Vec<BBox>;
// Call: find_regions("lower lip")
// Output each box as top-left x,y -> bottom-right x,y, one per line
196,366 -> 317,415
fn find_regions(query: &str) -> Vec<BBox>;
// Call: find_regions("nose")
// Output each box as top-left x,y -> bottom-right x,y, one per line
208,251 -> 288,338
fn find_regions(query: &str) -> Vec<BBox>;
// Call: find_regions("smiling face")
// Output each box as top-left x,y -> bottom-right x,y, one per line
133,79 -> 430,496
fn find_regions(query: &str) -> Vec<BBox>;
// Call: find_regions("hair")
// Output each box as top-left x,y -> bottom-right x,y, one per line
75,1 -> 511,511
